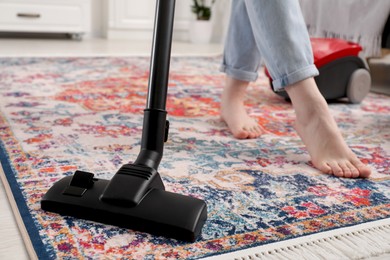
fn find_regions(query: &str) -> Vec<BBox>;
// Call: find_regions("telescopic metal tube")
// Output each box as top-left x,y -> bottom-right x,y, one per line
135,0 -> 176,169
146,0 -> 176,110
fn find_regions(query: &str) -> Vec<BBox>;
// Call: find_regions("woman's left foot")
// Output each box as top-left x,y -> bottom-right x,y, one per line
221,77 -> 263,139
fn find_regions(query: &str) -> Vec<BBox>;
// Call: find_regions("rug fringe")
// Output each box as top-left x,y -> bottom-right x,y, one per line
204,219 -> 390,260
241,225 -> 390,260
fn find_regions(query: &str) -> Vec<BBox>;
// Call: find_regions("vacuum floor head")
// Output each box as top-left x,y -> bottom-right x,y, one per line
41,168 -> 207,242
41,0 -> 208,242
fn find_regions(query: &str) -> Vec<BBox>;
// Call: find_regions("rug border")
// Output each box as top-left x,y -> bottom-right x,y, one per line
0,141 -> 49,260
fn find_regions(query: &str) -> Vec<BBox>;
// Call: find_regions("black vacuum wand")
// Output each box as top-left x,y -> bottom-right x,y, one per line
41,0 -> 207,242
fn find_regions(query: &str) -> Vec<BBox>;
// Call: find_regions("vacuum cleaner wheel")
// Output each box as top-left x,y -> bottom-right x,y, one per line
347,68 -> 371,104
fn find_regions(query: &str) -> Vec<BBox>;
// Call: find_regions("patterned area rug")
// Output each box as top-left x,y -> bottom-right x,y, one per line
0,56 -> 389,259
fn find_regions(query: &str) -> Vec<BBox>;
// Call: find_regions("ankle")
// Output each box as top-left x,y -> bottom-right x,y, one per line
286,78 -> 326,105
285,78 -> 330,124
296,100 -> 330,124
222,76 -> 250,103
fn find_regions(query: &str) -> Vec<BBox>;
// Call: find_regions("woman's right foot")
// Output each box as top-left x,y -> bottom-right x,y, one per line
286,78 -> 371,178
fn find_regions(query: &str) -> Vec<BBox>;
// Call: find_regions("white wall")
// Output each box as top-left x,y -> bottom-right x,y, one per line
90,0 -> 104,38
210,0 -> 231,43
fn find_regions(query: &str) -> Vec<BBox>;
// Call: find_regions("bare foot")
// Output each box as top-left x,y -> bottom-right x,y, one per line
286,78 -> 371,178
221,77 -> 263,139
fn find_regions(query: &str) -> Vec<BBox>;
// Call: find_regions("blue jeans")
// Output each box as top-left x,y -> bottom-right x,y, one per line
220,0 -> 319,91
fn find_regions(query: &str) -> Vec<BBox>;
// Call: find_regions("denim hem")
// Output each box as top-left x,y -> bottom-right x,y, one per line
220,64 -> 258,82
272,65 -> 319,91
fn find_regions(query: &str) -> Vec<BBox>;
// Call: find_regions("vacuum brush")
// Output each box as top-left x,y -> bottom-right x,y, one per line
41,0 -> 207,242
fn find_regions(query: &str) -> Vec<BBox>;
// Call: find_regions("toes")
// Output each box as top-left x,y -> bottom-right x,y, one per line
233,129 -> 250,139
241,126 -> 262,139
233,127 -> 261,139
328,162 -> 344,177
319,159 -> 371,178
253,126 -> 262,137
251,126 -> 263,138
351,158 -> 371,178
359,167 -> 371,178
339,162 -> 353,178
230,125 -> 249,139
244,127 -> 254,139
346,161 -> 359,178
316,162 -> 332,175
222,113 -> 262,140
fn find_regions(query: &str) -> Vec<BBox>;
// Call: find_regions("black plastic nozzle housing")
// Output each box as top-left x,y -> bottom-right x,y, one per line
41,0 -> 208,242
100,164 -> 164,207
41,174 -> 207,242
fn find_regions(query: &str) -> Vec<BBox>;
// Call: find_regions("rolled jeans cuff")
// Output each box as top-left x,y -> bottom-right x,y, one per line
272,65 -> 319,92
220,64 -> 258,82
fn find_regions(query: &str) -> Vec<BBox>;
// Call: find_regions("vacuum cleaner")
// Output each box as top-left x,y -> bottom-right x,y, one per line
266,38 -> 371,103
41,0 -> 207,242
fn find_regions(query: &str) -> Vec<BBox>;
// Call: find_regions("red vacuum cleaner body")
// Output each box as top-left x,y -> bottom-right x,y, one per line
266,38 -> 371,103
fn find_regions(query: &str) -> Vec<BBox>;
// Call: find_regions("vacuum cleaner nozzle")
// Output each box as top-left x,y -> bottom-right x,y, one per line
41,168 -> 208,242
41,0 -> 208,242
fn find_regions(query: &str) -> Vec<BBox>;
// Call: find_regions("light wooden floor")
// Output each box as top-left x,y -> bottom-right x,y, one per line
0,37 -> 389,260
0,175 -> 29,260
0,37 -> 223,57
